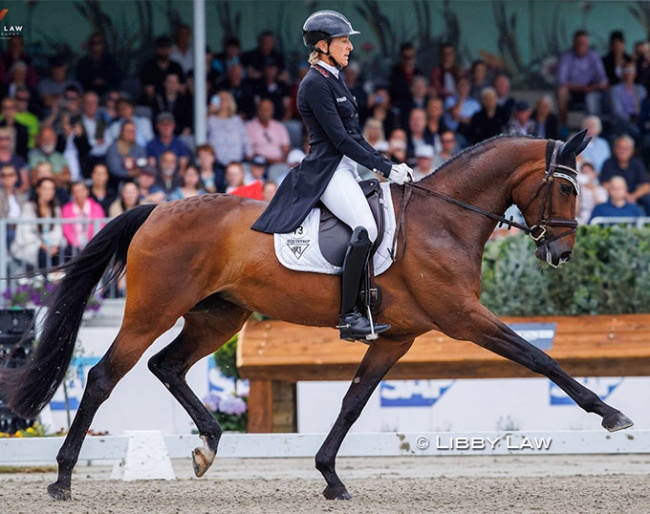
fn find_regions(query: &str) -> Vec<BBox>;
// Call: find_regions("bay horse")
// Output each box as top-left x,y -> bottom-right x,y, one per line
0,131 -> 633,501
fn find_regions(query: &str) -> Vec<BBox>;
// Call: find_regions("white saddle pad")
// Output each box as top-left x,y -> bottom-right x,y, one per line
274,182 -> 396,276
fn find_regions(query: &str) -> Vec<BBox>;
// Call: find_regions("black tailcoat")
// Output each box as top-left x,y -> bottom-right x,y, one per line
251,64 -> 393,234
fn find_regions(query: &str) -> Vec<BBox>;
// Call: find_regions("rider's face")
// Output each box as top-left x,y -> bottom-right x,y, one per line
320,36 -> 353,67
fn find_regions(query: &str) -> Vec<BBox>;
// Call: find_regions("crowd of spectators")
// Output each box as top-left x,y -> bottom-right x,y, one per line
1,24 -> 650,269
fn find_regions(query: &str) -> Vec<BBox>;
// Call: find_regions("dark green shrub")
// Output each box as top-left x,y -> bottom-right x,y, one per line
481,225 -> 650,316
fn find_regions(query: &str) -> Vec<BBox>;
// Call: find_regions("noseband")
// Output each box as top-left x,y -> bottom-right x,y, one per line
401,139 -> 580,252
519,139 -> 580,244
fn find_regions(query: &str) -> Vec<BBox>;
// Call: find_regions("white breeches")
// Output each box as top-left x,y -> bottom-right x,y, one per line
320,158 -> 378,243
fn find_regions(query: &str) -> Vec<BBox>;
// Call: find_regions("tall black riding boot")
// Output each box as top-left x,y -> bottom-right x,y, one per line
337,227 -> 390,342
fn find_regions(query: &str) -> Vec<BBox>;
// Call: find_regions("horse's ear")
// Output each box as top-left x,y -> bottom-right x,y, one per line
560,128 -> 588,157
575,136 -> 591,156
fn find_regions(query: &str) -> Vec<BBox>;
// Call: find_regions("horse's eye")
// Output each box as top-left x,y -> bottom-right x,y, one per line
559,184 -> 573,195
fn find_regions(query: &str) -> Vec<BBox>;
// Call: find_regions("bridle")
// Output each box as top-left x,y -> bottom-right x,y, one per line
393,140 -> 580,260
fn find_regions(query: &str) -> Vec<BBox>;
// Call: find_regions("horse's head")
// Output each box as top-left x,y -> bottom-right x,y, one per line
514,129 -> 590,268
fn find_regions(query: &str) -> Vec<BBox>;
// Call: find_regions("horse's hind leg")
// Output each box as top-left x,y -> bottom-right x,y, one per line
315,338 -> 413,500
450,305 -> 633,432
148,299 -> 251,478
48,320 -> 177,500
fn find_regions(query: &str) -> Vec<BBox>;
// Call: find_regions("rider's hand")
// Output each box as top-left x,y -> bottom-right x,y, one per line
389,163 -> 414,185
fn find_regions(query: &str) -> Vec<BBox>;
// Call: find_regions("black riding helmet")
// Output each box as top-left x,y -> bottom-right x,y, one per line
302,10 -> 360,51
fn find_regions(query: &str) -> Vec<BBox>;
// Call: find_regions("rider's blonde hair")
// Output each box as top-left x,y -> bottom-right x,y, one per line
308,50 -> 320,66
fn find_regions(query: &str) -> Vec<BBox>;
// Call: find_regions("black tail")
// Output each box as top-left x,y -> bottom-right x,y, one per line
0,204 -> 156,418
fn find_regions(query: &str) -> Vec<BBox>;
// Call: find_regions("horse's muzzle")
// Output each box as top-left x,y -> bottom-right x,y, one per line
535,242 -> 572,268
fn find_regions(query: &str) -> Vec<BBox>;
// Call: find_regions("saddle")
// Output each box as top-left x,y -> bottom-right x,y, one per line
318,179 -> 386,266
273,180 -> 395,279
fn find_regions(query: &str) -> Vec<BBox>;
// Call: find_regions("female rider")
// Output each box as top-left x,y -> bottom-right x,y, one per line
252,10 -> 413,341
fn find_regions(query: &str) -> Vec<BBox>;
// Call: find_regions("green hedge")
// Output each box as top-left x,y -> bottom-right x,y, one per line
481,226 -> 650,316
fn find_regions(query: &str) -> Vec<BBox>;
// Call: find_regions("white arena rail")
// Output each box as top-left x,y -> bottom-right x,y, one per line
1,430 -> 650,464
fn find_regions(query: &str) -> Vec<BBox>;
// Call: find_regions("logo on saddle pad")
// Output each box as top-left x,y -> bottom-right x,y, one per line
286,226 -> 311,260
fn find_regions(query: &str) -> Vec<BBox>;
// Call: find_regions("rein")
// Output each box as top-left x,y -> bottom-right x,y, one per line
390,140 -> 580,261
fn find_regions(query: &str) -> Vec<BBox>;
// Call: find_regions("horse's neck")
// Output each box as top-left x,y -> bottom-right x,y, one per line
411,140 -> 531,246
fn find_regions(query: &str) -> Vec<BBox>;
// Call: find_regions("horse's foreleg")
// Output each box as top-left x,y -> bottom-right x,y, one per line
315,339 -> 413,500
456,306 -> 633,432
48,323 -> 174,501
148,300 -> 252,478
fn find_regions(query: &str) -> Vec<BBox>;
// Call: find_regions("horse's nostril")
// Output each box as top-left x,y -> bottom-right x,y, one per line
560,251 -> 572,262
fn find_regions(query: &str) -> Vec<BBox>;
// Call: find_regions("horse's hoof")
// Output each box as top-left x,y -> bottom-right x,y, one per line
192,447 -> 214,478
323,484 -> 352,500
47,482 -> 71,501
602,412 -> 634,432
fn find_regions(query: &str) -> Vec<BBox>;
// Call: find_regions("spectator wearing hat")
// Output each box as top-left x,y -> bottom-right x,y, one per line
146,112 -> 190,172
106,97 -> 154,148
150,72 -> 194,135
37,55 -> 83,114
602,30 -> 632,87
136,165 -> 166,205
469,87 -> 508,144
241,30 -> 286,81
245,154 -> 267,185
508,101 -> 537,137
412,144 -> 435,181
139,35 -> 185,103
76,32 -> 121,95
207,90 -> 252,168
245,99 -> 290,164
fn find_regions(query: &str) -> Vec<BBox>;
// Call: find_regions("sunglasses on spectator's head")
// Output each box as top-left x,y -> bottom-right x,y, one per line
1,171 -> 16,177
